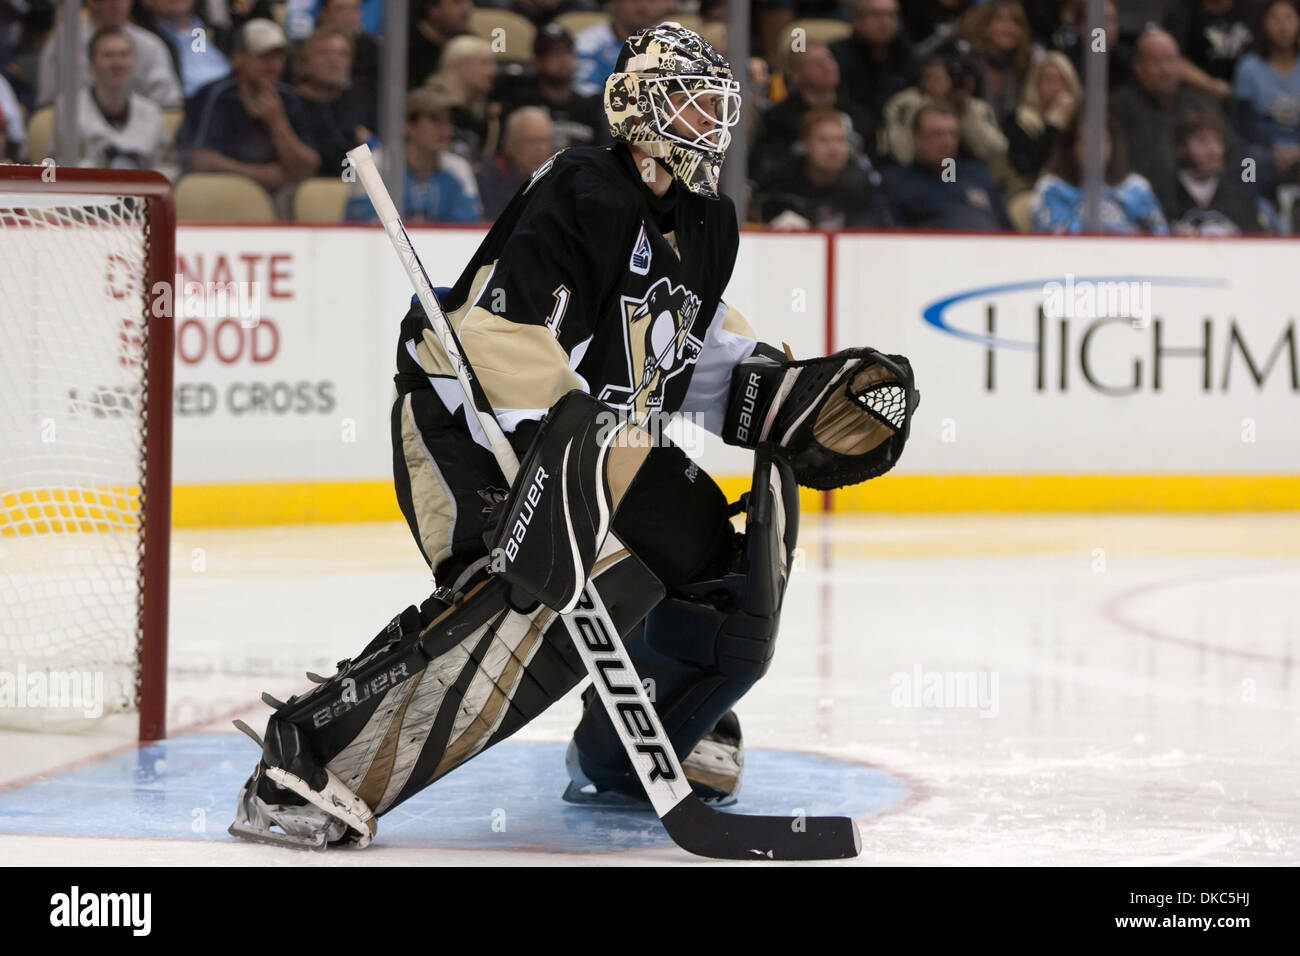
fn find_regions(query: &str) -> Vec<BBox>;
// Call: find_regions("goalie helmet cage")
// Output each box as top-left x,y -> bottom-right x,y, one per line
0,166 -> 174,742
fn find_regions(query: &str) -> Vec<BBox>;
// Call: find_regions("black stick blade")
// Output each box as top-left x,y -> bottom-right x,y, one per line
662,797 -> 862,861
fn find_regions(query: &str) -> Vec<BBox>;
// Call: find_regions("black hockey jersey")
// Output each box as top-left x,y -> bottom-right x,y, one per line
393,145 -> 760,443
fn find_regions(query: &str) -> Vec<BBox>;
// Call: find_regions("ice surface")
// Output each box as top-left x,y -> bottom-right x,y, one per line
1,515 -> 1296,865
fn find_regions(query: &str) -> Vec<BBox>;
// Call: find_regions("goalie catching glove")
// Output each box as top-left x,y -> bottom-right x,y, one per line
722,346 -> 919,490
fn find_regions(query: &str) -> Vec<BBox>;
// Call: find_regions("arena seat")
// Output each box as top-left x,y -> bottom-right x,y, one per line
1007,191 -> 1036,233
175,173 -> 276,222
470,9 -> 536,61
28,105 -> 181,165
25,106 -> 53,163
293,177 -> 353,223
161,108 -> 184,140
784,17 -> 852,54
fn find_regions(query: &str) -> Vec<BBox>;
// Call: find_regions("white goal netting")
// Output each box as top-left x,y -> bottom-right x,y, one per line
0,190 -> 159,731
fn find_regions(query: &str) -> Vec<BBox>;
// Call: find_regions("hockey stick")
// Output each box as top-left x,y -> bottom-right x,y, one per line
347,145 -> 860,860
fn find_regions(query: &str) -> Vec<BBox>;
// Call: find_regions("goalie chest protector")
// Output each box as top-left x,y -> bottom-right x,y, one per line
394,145 -> 741,423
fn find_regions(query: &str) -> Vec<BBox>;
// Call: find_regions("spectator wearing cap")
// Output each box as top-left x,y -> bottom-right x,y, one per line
178,18 -> 319,197
1159,107 -> 1270,234
477,106 -> 555,220
882,51 -> 1006,170
0,71 -> 24,160
137,0 -> 231,99
409,0 -> 473,88
494,23 -> 609,151
38,0 -> 183,108
573,0 -> 673,96
1110,27 -> 1236,191
756,106 -> 892,229
829,0 -> 919,129
316,0 -> 379,121
344,85 -> 481,223
429,34 -> 498,168
296,26 -> 370,178
884,101 -> 1010,230
1004,51 -> 1081,195
60,26 -> 177,179
752,42 -> 876,179
1030,113 -> 1167,234
1234,0 -> 1300,188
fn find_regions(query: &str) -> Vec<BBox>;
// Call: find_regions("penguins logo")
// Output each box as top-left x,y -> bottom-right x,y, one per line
600,277 -> 704,418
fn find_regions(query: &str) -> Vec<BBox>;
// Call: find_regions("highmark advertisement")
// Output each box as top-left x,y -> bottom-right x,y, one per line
837,234 -> 1299,480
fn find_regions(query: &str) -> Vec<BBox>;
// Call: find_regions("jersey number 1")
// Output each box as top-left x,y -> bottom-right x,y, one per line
546,285 -> 570,335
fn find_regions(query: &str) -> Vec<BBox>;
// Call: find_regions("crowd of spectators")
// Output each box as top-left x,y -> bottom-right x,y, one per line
1,0 -> 1297,236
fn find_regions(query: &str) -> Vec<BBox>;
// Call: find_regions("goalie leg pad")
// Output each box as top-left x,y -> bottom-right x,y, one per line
391,387 -> 511,588
254,542 -> 665,828
568,444 -> 799,802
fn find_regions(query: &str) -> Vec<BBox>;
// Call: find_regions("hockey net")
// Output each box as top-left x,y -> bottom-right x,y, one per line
0,166 -> 174,741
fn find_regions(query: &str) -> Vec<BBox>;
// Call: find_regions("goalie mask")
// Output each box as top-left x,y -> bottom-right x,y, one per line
604,22 -> 741,199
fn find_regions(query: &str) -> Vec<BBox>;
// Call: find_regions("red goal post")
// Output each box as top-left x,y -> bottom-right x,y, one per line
0,165 -> 174,741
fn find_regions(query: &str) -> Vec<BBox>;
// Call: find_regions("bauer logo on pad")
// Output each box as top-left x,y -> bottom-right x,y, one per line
630,223 -> 652,275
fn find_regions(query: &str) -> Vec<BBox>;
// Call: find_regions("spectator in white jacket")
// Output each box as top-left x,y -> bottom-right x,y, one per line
59,27 -> 178,180
38,0 -> 183,108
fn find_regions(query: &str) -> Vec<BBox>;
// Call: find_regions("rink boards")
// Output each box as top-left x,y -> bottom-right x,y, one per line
157,226 -> 1299,521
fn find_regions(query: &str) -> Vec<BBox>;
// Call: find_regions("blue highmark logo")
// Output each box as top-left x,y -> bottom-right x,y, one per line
921,275 -> 1230,351
912,275 -> 1300,396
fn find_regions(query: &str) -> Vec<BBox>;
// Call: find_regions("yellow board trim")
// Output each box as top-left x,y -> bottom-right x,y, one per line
33,474 -> 1285,528
7,476 -> 1298,531
173,480 -> 401,526
168,478 -> 825,526
834,474 -> 1300,512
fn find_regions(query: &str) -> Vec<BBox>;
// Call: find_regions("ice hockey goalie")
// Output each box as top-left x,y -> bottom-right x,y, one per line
229,21 -> 918,850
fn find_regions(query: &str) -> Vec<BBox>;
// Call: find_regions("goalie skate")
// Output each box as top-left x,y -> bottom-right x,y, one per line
227,720 -> 374,850
227,759 -> 348,851
562,709 -> 744,808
